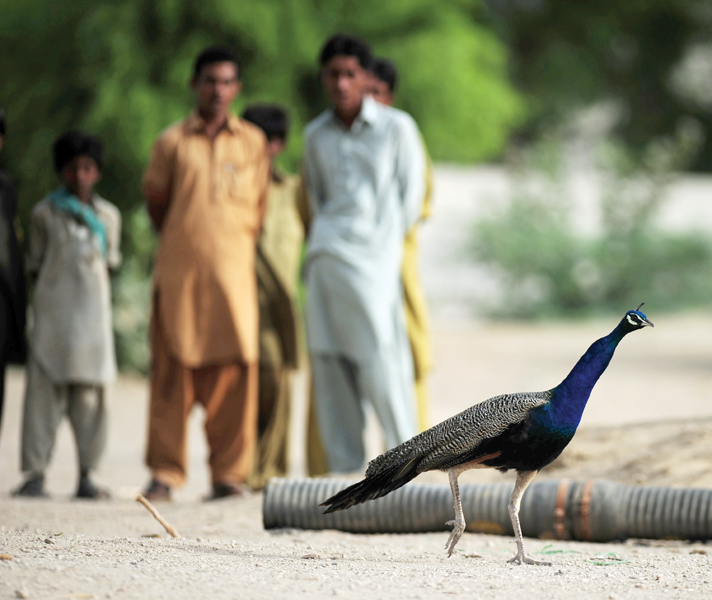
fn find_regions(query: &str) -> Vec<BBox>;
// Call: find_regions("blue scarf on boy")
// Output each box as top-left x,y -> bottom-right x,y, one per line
49,187 -> 107,257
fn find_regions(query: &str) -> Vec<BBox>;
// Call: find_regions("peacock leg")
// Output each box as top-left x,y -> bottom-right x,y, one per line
507,470 -> 551,566
445,468 -> 466,556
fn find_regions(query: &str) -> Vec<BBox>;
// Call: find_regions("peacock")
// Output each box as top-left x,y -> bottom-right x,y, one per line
321,305 -> 654,565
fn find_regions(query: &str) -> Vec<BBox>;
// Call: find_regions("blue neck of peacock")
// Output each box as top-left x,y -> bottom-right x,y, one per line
540,323 -> 628,433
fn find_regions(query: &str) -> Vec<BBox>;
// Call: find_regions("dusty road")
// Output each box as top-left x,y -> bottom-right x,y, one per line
1,312 -> 712,599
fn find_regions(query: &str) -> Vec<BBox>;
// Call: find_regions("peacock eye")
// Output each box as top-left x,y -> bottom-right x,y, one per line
626,314 -> 640,326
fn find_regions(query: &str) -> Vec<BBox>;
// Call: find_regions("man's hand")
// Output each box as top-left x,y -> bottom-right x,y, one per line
144,184 -> 170,232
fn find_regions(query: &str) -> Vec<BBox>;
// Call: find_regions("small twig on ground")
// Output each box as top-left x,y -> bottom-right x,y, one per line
135,494 -> 180,538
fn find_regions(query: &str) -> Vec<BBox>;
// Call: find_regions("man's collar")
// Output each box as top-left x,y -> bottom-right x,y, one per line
359,95 -> 379,126
330,95 -> 379,131
185,111 -> 242,135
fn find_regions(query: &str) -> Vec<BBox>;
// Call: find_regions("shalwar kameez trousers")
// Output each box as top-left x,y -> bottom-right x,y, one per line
146,308 -> 258,489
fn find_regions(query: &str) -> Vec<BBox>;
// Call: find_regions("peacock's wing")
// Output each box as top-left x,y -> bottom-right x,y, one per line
366,390 -> 553,478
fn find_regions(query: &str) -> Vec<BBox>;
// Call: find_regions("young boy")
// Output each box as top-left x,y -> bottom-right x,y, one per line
14,131 -> 121,499
364,56 -> 398,106
241,104 -> 304,488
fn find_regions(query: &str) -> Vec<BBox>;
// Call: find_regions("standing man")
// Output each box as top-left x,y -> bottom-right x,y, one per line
0,108 -> 26,438
142,46 -> 270,500
365,57 -> 434,432
302,34 -> 426,473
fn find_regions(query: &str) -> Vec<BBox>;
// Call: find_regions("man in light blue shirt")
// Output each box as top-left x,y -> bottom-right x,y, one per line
303,34 -> 426,473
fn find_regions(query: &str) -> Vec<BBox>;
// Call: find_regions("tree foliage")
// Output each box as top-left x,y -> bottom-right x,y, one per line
485,0 -> 712,171
0,0 -> 525,225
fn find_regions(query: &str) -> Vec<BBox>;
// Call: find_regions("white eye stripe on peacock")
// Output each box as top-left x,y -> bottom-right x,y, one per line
626,314 -> 643,326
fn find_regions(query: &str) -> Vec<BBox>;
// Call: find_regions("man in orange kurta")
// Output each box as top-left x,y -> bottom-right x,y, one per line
142,47 -> 270,501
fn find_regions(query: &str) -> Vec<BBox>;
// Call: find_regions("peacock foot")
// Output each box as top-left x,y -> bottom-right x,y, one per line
507,550 -> 552,566
444,518 -> 465,557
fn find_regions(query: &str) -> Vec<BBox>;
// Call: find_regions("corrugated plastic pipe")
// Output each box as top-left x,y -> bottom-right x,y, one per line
263,477 -> 712,542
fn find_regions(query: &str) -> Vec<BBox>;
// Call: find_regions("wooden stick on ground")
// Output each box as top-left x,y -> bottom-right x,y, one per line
135,493 -> 181,538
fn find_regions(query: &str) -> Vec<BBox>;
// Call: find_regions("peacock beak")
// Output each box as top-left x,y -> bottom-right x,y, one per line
643,318 -> 654,328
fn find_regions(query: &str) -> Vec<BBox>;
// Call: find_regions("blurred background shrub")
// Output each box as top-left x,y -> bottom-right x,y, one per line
472,130 -> 712,318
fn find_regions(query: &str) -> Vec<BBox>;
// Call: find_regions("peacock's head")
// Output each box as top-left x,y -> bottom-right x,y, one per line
622,302 -> 654,332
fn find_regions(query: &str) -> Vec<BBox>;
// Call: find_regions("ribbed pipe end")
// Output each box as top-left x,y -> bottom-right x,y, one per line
620,485 -> 712,540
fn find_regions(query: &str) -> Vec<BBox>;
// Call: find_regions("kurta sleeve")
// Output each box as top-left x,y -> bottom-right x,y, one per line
143,134 -> 175,195
26,204 -> 48,276
394,116 -> 426,232
420,139 -> 433,222
295,173 -> 311,234
254,136 -> 271,235
0,176 -> 17,266
105,205 -> 122,271
143,133 -> 176,228
302,132 -> 324,217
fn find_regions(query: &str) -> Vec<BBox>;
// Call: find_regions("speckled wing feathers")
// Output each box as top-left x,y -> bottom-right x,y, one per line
365,390 -> 553,477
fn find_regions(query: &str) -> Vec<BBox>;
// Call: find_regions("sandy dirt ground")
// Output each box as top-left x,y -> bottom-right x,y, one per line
1,312 -> 712,599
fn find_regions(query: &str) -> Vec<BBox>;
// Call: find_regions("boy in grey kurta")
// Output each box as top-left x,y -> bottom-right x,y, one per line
303,35 -> 425,473
14,132 -> 121,499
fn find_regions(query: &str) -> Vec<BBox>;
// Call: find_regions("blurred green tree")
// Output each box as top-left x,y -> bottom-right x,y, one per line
0,0 -> 525,223
485,0 -> 712,171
